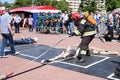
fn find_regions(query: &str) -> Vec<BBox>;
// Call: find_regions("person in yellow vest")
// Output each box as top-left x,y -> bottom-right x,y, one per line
70,12 -> 97,63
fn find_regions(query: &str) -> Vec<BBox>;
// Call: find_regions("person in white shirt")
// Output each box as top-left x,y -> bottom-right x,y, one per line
22,17 -> 28,28
62,11 -> 68,34
14,14 -> 21,33
28,15 -> 33,32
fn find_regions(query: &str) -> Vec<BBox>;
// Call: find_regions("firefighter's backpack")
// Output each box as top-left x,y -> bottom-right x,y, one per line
84,12 -> 97,26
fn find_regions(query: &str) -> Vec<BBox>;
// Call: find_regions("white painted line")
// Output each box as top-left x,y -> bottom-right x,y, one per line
4,49 -> 37,59
94,55 -> 108,58
19,53 -> 37,59
107,73 -> 120,80
85,57 -> 109,68
58,61 -> 87,68
57,55 -> 109,69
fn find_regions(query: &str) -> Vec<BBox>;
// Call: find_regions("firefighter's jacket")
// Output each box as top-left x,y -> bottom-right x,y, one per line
74,17 -> 96,37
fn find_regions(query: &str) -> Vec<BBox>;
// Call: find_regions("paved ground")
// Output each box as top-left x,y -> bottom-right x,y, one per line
12,28 -> 120,54
0,28 -> 120,80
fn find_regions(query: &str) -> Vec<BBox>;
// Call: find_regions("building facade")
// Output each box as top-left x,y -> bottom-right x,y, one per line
57,0 -> 81,12
66,0 -> 81,12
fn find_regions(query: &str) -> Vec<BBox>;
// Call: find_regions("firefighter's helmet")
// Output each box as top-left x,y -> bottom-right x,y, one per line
72,12 -> 81,21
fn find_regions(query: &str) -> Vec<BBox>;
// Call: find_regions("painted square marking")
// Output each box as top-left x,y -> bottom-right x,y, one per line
57,55 -> 110,69
107,73 -> 120,80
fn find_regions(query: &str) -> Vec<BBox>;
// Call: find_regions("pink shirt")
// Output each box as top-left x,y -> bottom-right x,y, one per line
28,18 -> 33,25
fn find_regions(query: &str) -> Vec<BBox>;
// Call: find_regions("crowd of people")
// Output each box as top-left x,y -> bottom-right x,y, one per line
35,10 -> 120,42
10,14 -> 34,33
8,9 -> 120,43
36,11 -> 73,34
94,10 -> 120,42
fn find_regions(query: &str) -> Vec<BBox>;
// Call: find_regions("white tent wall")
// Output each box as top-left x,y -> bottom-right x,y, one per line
26,10 -> 61,13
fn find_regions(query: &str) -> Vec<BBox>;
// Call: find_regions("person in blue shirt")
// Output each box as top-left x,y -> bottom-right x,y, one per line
94,10 -> 102,37
68,11 -> 73,34
78,10 -> 84,17
13,37 -> 38,45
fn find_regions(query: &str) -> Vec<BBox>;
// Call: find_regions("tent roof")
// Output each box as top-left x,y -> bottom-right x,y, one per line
10,6 -> 60,13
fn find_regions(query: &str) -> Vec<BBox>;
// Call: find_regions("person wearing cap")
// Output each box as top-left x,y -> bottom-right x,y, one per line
70,12 -> 96,63
0,8 -> 16,58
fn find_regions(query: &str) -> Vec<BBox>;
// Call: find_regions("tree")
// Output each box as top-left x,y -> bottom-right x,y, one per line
0,1 -> 12,9
54,0 -> 70,12
36,0 -> 70,12
79,0 -> 97,13
79,1 -> 85,11
10,0 -> 70,12
2,2 -> 11,8
12,0 -> 32,8
106,0 -> 120,11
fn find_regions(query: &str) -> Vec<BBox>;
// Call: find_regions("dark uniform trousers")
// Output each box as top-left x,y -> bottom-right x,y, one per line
107,26 -> 114,41
77,35 -> 94,59
14,22 -> 20,33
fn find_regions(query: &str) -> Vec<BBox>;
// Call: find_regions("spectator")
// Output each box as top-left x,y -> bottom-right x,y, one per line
28,15 -> 33,32
0,8 -> 16,58
22,17 -> 28,28
106,10 -> 115,41
14,14 -> 21,33
117,12 -> 120,40
94,10 -> 102,36
55,12 -> 61,33
62,11 -> 69,34
68,10 -> 73,34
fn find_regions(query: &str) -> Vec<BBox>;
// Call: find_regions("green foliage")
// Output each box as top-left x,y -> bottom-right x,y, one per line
1,0 -> 120,12
9,0 -> 70,12
36,0 -> 70,12
12,0 -> 32,8
36,0 -> 51,6
2,2 -> 11,8
79,0 -> 97,13
55,0 -> 70,12
79,0 -> 120,12
106,0 -> 120,11
0,1 -> 11,8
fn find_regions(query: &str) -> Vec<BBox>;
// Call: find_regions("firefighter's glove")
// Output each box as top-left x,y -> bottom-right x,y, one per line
69,30 -> 80,37
69,32 -> 76,37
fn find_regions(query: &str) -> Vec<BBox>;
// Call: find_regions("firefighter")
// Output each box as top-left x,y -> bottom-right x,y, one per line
70,12 -> 97,63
